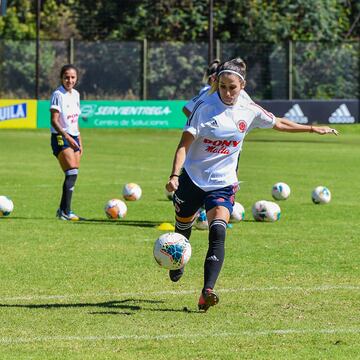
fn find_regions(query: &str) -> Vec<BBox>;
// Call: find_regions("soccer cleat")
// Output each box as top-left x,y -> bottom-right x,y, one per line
56,209 -> 80,221
198,288 -> 219,312
198,209 -> 207,222
195,208 -> 208,230
169,267 -> 184,282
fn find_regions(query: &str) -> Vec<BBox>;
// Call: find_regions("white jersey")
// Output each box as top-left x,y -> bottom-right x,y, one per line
50,86 -> 81,136
184,86 -> 253,114
183,92 -> 276,191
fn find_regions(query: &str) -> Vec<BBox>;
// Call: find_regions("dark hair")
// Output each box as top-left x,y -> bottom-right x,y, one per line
209,57 -> 247,94
60,64 -> 79,79
203,59 -> 221,84
216,57 -> 246,80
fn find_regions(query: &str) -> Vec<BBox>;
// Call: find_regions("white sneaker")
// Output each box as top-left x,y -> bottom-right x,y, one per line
56,209 -> 80,221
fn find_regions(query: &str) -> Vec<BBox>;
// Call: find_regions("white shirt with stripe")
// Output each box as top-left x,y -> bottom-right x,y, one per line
183,92 -> 276,191
50,86 -> 81,136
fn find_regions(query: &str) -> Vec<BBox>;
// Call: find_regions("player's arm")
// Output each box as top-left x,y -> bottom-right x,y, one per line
166,131 -> 195,192
182,106 -> 191,117
78,133 -> 83,155
50,109 -> 80,150
274,117 -> 339,135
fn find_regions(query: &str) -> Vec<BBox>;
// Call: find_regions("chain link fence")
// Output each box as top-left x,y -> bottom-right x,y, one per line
0,40 -> 358,100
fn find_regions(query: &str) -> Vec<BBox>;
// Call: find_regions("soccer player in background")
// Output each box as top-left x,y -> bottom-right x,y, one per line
166,57 -> 339,312
50,64 -> 83,221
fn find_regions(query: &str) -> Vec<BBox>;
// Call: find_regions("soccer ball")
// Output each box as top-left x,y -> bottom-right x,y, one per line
153,232 -> 192,270
164,188 -> 174,200
104,199 -> 127,219
312,186 -> 331,204
123,183 -> 142,201
194,208 -> 208,230
230,202 -> 245,222
252,200 -> 281,222
0,196 -> 14,217
272,182 -> 291,200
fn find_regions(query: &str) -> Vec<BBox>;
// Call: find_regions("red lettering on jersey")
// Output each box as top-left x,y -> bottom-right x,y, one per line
237,120 -> 247,133
205,146 -> 230,155
67,113 -> 79,123
203,138 -> 241,148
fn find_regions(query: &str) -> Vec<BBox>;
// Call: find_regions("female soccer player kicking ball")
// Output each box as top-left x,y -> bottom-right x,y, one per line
50,64 -> 83,221
166,58 -> 338,312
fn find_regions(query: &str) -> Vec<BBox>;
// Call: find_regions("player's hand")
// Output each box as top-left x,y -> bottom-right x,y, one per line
166,177 -> 179,192
66,136 -> 80,150
313,126 -> 339,136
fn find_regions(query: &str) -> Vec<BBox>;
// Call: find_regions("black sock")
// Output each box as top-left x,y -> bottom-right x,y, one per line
175,219 -> 194,240
203,219 -> 227,290
60,168 -> 78,214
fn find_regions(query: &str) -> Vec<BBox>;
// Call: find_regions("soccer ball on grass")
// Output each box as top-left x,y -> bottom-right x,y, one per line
252,200 -> 281,222
123,183 -> 142,201
153,232 -> 191,270
230,202 -> 245,222
311,186 -> 331,204
105,199 -> 127,219
272,182 -> 291,200
0,196 -> 14,217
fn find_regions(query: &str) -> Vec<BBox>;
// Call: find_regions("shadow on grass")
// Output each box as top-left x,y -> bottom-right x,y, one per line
75,219 -> 163,227
0,217 -> 166,227
0,298 -> 199,314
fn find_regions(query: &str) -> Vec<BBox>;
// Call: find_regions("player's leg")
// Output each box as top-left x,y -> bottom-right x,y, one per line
198,185 -> 236,311
172,170 -> 205,240
170,170 -> 205,282
52,134 -> 81,220
58,149 -> 80,218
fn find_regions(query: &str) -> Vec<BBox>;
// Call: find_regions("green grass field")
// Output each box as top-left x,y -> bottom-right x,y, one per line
0,125 -> 359,359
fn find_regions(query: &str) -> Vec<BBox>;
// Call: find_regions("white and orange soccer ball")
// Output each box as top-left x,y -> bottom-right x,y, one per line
230,202 -> 245,222
0,196 -> 14,217
122,183 -> 142,201
252,200 -> 281,222
104,199 -> 127,219
153,232 -> 192,270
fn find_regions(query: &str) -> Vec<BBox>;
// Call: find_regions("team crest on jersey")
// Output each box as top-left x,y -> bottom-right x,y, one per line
237,120 -> 247,133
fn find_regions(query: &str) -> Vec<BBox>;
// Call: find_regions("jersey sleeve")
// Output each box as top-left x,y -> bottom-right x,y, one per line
183,100 -> 205,137
184,87 -> 209,113
50,92 -> 62,112
248,103 -> 276,131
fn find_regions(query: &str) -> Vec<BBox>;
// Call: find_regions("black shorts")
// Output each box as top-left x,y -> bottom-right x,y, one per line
51,133 -> 80,157
173,170 -> 238,218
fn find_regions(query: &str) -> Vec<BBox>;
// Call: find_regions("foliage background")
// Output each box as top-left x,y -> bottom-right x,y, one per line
0,0 -> 359,100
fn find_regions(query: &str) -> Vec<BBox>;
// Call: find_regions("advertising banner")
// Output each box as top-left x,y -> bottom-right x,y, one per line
258,100 -> 359,125
0,100 -> 37,129
37,100 -> 188,129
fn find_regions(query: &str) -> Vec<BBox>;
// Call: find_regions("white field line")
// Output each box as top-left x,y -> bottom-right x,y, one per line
1,328 -> 360,345
0,285 -> 359,302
